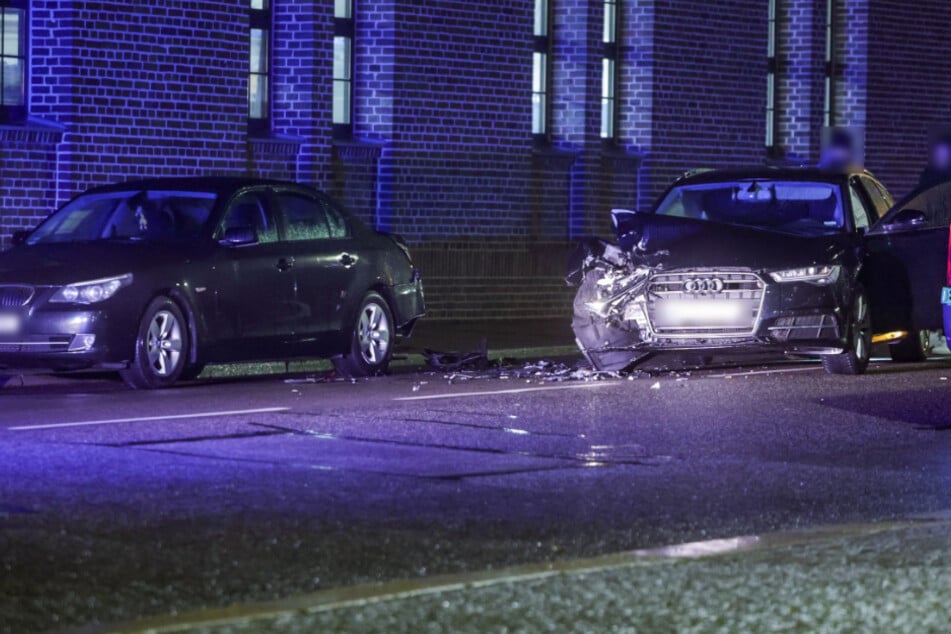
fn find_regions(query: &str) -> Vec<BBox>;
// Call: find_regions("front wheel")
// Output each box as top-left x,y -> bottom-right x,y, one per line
120,297 -> 189,389
822,287 -> 871,376
333,293 -> 394,377
888,329 -> 933,363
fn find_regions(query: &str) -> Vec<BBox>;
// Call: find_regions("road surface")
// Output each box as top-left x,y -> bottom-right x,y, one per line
2,354 -> 951,633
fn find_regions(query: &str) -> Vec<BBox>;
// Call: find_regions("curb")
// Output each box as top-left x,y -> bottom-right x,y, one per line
62,513 -> 949,634
0,345 -> 581,389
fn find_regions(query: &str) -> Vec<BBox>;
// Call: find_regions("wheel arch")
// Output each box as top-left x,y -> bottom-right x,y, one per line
162,287 -> 202,366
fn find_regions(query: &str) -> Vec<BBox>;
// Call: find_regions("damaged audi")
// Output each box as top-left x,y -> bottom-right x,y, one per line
569,167 -> 946,375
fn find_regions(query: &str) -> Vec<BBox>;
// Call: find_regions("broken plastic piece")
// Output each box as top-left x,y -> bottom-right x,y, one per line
423,338 -> 489,371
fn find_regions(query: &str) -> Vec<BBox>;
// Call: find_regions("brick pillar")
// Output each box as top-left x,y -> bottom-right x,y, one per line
552,0 -> 611,239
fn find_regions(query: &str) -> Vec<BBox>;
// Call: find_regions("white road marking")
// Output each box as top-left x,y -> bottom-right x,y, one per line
395,382 -> 613,401
7,407 -> 290,431
707,365 -> 822,379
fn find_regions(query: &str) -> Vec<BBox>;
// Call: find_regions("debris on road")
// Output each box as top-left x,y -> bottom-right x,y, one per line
423,339 -> 490,371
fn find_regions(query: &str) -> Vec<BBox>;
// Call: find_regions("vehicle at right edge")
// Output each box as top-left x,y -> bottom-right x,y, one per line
567,167 -> 950,375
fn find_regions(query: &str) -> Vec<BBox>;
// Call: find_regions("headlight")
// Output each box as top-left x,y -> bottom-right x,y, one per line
769,265 -> 840,285
50,274 -> 133,305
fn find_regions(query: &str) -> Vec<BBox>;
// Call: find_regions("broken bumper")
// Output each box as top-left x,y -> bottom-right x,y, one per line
579,268 -> 850,359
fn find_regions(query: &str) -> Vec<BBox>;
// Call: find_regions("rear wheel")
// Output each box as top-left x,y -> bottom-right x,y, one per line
823,287 -> 871,376
888,329 -> 933,363
333,292 -> 393,377
120,297 -> 188,389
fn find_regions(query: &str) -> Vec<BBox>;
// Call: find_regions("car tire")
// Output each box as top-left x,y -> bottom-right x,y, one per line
888,330 -> 932,363
333,292 -> 394,378
572,272 -> 651,372
822,287 -> 871,376
120,296 -> 189,389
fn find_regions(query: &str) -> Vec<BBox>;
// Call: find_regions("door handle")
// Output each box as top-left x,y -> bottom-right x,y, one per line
339,253 -> 356,268
276,257 -> 295,272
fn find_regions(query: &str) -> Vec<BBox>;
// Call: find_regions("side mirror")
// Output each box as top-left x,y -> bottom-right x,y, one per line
883,208 -> 927,232
10,230 -> 29,246
220,226 -> 258,247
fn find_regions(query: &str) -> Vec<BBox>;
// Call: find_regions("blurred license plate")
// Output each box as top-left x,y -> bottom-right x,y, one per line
656,298 -> 744,327
942,287 -> 951,306
0,313 -> 21,335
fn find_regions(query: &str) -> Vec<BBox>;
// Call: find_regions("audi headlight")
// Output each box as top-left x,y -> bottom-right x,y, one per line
51,274 -> 133,305
769,265 -> 840,285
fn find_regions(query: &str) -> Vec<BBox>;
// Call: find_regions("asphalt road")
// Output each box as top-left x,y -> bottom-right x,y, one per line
3,354 -> 951,633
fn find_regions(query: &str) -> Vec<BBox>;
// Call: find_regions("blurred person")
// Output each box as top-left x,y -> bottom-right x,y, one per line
918,135 -> 951,189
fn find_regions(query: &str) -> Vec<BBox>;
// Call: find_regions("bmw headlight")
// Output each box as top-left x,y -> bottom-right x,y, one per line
769,265 -> 840,285
51,274 -> 133,305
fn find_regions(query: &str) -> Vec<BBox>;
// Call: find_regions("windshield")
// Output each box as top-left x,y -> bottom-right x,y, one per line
654,180 -> 845,235
26,190 -> 218,245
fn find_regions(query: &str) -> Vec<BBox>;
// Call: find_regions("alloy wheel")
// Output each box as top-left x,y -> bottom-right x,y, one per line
146,310 -> 184,377
357,302 -> 391,366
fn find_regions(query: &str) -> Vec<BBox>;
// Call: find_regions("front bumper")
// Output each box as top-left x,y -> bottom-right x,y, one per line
0,307 -> 129,371
607,271 -> 848,356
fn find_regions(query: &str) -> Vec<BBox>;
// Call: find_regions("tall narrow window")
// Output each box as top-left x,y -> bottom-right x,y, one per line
822,0 -> 835,128
532,0 -> 551,142
600,0 -> 618,140
0,0 -> 27,124
249,0 -> 271,133
333,0 -> 354,138
765,0 -> 777,152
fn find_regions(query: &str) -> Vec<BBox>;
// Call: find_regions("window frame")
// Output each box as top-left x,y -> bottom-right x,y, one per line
333,0 -> 355,139
600,0 -> 619,142
0,0 -> 28,124
822,0 -> 836,128
532,0 -> 553,145
248,0 -> 272,135
765,0 -> 778,155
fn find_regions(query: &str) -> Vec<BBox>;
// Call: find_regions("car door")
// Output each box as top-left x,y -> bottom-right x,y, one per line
274,188 -> 362,341
865,178 -> 951,332
216,188 -> 299,354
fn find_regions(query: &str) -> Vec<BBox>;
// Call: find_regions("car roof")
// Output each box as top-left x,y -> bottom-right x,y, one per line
673,166 -> 874,186
83,177 -> 314,196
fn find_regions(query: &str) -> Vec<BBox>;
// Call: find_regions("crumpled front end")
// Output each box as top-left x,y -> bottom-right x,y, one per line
568,237 -> 851,371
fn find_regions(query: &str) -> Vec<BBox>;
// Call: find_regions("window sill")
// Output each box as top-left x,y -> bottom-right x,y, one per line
332,137 -> 385,161
0,116 -> 66,144
600,143 -> 645,164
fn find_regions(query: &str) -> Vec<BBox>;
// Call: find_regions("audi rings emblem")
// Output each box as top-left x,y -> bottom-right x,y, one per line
683,277 -> 725,294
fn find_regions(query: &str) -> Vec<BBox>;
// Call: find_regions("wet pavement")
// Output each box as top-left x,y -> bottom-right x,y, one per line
2,353 -> 951,633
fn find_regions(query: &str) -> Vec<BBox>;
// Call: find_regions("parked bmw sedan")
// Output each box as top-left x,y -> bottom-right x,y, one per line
569,166 -> 945,375
0,178 -> 425,388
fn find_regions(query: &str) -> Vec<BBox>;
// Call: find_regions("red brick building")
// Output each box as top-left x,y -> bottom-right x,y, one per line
1,0 -> 949,319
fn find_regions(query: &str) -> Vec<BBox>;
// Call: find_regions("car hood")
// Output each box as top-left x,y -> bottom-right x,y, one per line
0,242 -> 191,286
614,213 -> 849,270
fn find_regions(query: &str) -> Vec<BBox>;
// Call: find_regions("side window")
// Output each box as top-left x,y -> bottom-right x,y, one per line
858,177 -> 891,219
220,191 -> 278,244
848,184 -> 872,231
896,181 -> 951,228
319,197 -> 350,239
278,192 -> 331,241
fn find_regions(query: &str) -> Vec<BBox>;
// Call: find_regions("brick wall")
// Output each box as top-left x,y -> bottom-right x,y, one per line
1,0 -> 948,320
864,0 -> 951,198
643,0 -> 769,202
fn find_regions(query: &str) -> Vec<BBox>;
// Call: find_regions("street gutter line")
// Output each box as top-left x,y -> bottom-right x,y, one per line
394,381 -> 613,401
7,407 -> 291,431
707,365 -> 823,379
